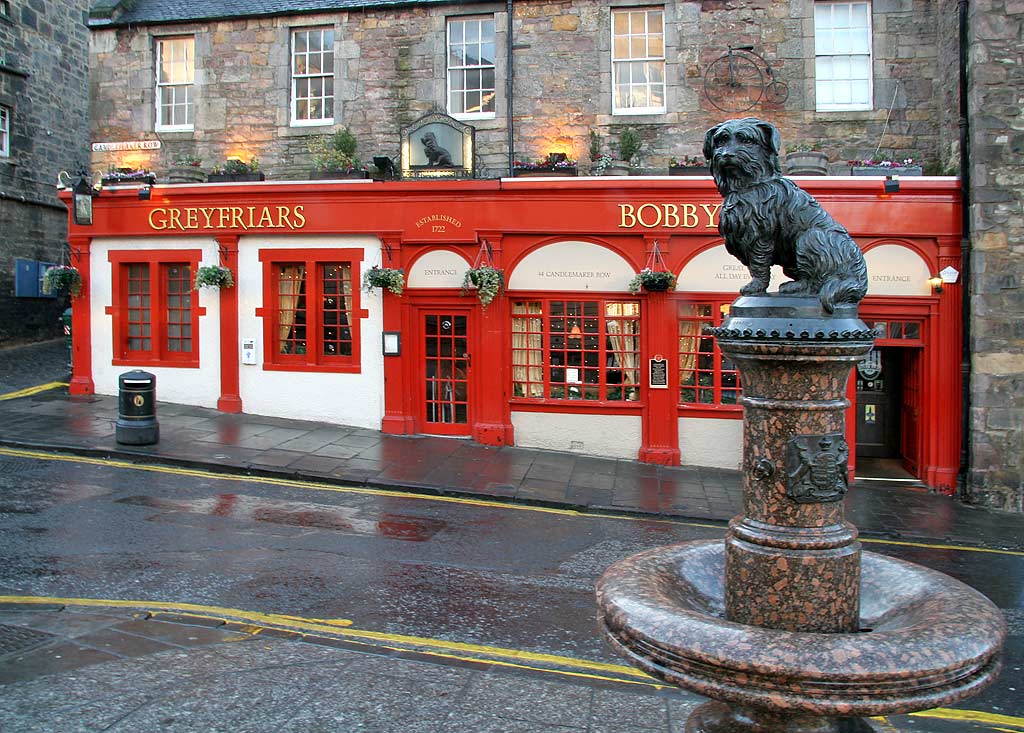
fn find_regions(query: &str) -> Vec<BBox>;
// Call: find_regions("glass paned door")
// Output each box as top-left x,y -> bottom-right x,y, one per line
422,312 -> 471,434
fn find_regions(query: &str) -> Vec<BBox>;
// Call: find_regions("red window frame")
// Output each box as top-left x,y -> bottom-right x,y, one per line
107,249 -> 204,368
678,298 -> 741,414
258,248 -> 366,373
510,296 -> 642,405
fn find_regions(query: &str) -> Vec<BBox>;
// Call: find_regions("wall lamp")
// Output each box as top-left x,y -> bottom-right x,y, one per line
71,170 -> 95,226
928,275 -> 944,294
883,175 -> 900,194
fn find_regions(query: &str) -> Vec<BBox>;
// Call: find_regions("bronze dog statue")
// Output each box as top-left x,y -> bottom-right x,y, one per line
703,118 -> 868,312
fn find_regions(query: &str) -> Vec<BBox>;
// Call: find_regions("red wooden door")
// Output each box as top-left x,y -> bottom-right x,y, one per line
900,348 -> 922,475
419,310 -> 472,435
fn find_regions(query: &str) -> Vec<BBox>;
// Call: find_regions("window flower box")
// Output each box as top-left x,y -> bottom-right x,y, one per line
849,158 -> 923,177
207,171 -> 265,183
850,165 -> 923,177
513,155 -> 577,177
209,158 -> 263,182
512,165 -> 577,178
101,168 -> 156,186
668,165 -> 710,176
309,169 -> 370,180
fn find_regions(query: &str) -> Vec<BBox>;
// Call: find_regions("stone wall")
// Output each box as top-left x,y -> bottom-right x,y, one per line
0,0 -> 90,345
89,0 -> 947,178
966,1 -> 1024,512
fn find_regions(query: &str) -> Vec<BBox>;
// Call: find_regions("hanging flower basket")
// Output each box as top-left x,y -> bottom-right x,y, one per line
362,266 -> 405,296
193,265 -> 234,290
628,269 -> 677,294
462,265 -> 504,307
43,265 -> 82,297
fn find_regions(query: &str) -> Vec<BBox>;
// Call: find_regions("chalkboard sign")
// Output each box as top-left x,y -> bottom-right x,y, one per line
649,357 -> 668,389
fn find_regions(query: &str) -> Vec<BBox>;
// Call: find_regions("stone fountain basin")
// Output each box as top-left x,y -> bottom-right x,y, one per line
597,540 -> 1005,718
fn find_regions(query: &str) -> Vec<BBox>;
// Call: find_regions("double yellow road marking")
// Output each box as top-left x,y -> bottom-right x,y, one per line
1,594 -> 1021,731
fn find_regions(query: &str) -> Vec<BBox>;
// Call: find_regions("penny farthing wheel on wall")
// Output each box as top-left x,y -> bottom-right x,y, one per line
704,46 -> 783,114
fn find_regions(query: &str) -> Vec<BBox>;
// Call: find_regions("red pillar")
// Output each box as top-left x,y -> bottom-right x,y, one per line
216,235 -> 242,413
471,234 -> 514,446
924,244 -> 963,494
380,235 -> 415,435
68,235 -> 94,396
638,234 -> 680,465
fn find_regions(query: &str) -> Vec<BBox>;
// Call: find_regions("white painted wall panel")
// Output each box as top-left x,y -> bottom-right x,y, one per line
511,411 -> 641,459
679,417 -> 742,469
236,235 -> 384,429
90,237 -> 222,407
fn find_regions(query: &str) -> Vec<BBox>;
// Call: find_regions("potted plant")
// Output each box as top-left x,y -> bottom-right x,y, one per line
43,265 -> 82,297
605,127 -> 642,176
462,265 -> 504,307
362,265 -> 405,295
168,155 -> 207,184
309,128 -> 369,179
512,154 -> 578,177
627,268 -> 677,294
208,157 -> 265,182
784,142 -> 829,176
101,166 -> 156,186
193,264 -> 234,290
849,157 -> 923,176
668,155 -> 711,176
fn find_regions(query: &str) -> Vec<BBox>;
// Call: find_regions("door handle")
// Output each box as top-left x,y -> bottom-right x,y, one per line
462,352 -> 471,367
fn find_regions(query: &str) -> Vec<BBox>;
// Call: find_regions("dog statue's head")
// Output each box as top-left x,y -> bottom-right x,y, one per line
703,118 -> 783,194
422,132 -> 438,150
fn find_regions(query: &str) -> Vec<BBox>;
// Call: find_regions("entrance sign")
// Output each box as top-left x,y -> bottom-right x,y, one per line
508,241 -> 634,292
407,250 -> 468,288
864,244 -> 931,296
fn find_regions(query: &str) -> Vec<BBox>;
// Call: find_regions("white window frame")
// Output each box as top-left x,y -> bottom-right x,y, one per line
155,36 -> 195,132
446,15 -> 497,120
814,1 -> 873,112
291,26 -> 335,127
0,105 -> 9,158
611,7 -> 666,116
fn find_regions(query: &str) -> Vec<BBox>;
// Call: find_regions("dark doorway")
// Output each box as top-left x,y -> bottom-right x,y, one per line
855,347 -> 902,459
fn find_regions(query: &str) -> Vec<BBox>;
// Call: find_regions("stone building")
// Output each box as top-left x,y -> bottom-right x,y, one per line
80,0 -> 1021,512
0,0 -> 90,344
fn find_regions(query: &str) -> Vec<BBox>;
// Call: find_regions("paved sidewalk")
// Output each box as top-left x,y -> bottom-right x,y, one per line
0,384 -> 1021,552
0,604 -> 1005,733
0,605 -> 709,733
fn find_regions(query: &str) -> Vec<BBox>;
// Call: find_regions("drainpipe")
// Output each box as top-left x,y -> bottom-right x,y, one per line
506,0 -> 515,176
957,0 -> 972,499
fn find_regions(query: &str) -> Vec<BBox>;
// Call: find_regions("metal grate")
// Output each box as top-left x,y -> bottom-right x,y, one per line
0,623 -> 56,656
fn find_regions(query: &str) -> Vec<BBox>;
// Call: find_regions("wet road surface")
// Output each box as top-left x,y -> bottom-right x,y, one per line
0,449 -> 1021,732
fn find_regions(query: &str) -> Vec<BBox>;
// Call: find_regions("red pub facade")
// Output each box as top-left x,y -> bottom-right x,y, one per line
63,175 -> 964,492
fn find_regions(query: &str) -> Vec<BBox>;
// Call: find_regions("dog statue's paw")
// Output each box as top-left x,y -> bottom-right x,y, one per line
778,280 -> 811,295
739,279 -> 769,295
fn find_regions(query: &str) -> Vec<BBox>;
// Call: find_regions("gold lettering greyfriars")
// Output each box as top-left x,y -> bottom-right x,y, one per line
146,205 -> 309,231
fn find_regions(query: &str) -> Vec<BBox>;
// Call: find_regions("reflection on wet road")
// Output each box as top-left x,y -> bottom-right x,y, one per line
0,449 -> 1021,727
118,494 -> 447,540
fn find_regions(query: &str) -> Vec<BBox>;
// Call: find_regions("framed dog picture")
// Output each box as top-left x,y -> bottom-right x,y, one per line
400,112 -> 475,179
